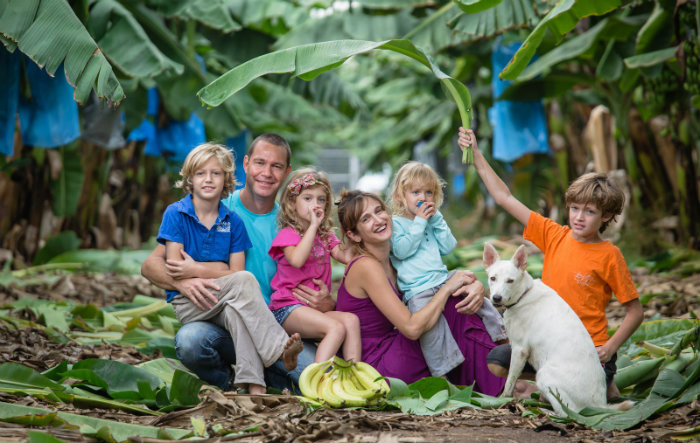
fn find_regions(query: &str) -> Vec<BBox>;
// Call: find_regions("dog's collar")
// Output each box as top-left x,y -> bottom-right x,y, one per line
504,286 -> 532,309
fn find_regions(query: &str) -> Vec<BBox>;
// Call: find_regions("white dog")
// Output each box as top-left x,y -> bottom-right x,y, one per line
484,242 -> 625,416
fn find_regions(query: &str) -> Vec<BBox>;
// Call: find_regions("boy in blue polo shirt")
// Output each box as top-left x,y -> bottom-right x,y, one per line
157,143 -> 302,395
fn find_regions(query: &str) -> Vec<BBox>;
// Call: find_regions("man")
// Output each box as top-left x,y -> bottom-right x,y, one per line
141,133 -> 335,391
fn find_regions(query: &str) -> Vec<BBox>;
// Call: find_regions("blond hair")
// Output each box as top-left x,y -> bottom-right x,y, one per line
278,168 -> 334,238
565,172 -> 624,233
337,189 -> 388,258
176,143 -> 236,198
388,161 -> 445,216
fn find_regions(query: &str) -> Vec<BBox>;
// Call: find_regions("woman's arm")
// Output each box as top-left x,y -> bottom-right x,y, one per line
347,258 -> 472,340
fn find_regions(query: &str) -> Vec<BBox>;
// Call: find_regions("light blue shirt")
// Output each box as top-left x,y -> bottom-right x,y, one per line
389,211 -> 457,301
221,190 -> 279,304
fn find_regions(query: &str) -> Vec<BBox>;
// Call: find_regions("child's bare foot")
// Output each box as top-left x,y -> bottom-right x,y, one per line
249,384 -> 266,395
282,333 -> 303,371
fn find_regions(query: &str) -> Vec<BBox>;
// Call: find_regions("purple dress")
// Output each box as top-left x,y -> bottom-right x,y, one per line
336,257 -> 505,395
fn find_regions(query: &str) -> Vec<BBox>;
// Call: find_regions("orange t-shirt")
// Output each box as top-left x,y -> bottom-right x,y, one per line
523,211 -> 639,346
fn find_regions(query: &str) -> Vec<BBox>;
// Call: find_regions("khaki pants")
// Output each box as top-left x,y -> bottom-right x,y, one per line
171,271 -> 289,387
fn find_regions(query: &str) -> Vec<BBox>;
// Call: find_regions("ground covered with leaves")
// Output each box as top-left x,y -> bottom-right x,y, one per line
0,257 -> 699,442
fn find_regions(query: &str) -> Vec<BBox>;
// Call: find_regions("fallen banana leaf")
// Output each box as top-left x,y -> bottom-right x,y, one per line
0,402 -> 189,440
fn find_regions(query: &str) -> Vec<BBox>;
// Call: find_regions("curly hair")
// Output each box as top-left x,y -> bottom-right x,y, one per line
565,172 -> 625,233
176,143 -> 236,198
278,168 -> 335,239
336,189 -> 389,257
388,161 -> 445,216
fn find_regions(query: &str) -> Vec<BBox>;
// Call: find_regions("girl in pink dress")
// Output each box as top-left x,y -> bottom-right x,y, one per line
268,169 -> 359,363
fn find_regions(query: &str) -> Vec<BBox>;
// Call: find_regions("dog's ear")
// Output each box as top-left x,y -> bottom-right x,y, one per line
483,242 -> 500,268
511,245 -> 528,271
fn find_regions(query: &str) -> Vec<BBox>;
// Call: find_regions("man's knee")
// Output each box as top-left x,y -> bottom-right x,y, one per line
175,321 -> 232,364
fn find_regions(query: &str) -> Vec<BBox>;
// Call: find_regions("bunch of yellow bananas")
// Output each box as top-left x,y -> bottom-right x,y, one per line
298,356 -> 390,408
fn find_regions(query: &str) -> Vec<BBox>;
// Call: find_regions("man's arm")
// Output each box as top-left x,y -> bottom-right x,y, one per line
458,127 -> 531,226
141,244 -> 220,310
142,244 -> 177,291
291,279 -> 335,312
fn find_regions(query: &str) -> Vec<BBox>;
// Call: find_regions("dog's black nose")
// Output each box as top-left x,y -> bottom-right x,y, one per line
492,295 -> 501,304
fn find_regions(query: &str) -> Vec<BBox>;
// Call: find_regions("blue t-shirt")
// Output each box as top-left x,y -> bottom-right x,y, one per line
221,190 -> 279,304
157,194 -> 252,302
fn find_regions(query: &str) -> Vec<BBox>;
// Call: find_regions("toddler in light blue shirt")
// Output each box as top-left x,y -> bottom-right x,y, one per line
389,161 -> 507,377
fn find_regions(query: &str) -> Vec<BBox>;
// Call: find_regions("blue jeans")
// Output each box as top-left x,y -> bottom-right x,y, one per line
174,321 -> 316,393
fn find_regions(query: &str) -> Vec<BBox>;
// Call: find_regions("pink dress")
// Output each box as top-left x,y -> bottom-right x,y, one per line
336,257 -> 505,394
268,227 -> 340,311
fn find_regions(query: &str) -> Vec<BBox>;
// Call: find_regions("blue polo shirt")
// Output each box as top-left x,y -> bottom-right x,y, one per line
157,194 -> 252,302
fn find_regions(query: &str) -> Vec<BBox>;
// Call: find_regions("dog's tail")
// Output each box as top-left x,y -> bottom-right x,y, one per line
608,400 -> 635,411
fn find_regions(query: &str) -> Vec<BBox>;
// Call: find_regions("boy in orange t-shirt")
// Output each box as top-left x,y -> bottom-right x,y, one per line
458,127 -> 643,399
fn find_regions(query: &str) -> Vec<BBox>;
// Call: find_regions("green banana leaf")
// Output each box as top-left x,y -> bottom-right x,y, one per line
32,231 -> 81,266
48,248 -> 151,274
357,0 -> 429,7
65,359 -> 163,400
198,38 -> 473,128
0,402 -> 190,440
635,0 -> 673,54
516,16 -> 640,81
50,145 -> 84,218
274,9 -> 420,50
455,0 -> 503,14
151,0 -> 241,32
26,431 -> 67,443
618,319 -> 698,357
0,0 -> 124,104
228,0 -> 307,36
402,2 -> 464,53
448,0 -> 541,43
500,0 -> 624,80
624,46 -> 678,69
385,376 -> 516,415
88,0 -> 184,79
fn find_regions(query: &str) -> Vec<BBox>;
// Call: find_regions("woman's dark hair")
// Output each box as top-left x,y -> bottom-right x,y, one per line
336,189 -> 387,256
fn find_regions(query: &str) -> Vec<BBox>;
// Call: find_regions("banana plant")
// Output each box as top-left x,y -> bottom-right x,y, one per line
198,38 -> 473,163
0,0 -> 124,104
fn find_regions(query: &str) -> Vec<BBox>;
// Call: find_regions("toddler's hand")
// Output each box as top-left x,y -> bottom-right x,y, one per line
416,201 -> 436,220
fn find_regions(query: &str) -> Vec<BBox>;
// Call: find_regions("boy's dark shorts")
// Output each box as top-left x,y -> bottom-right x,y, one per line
486,344 -> 618,387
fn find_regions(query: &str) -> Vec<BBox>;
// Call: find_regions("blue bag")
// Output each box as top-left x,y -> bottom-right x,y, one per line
488,40 -> 550,163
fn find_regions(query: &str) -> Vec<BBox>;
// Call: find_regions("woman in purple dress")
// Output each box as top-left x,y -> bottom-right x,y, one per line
335,190 -> 504,395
